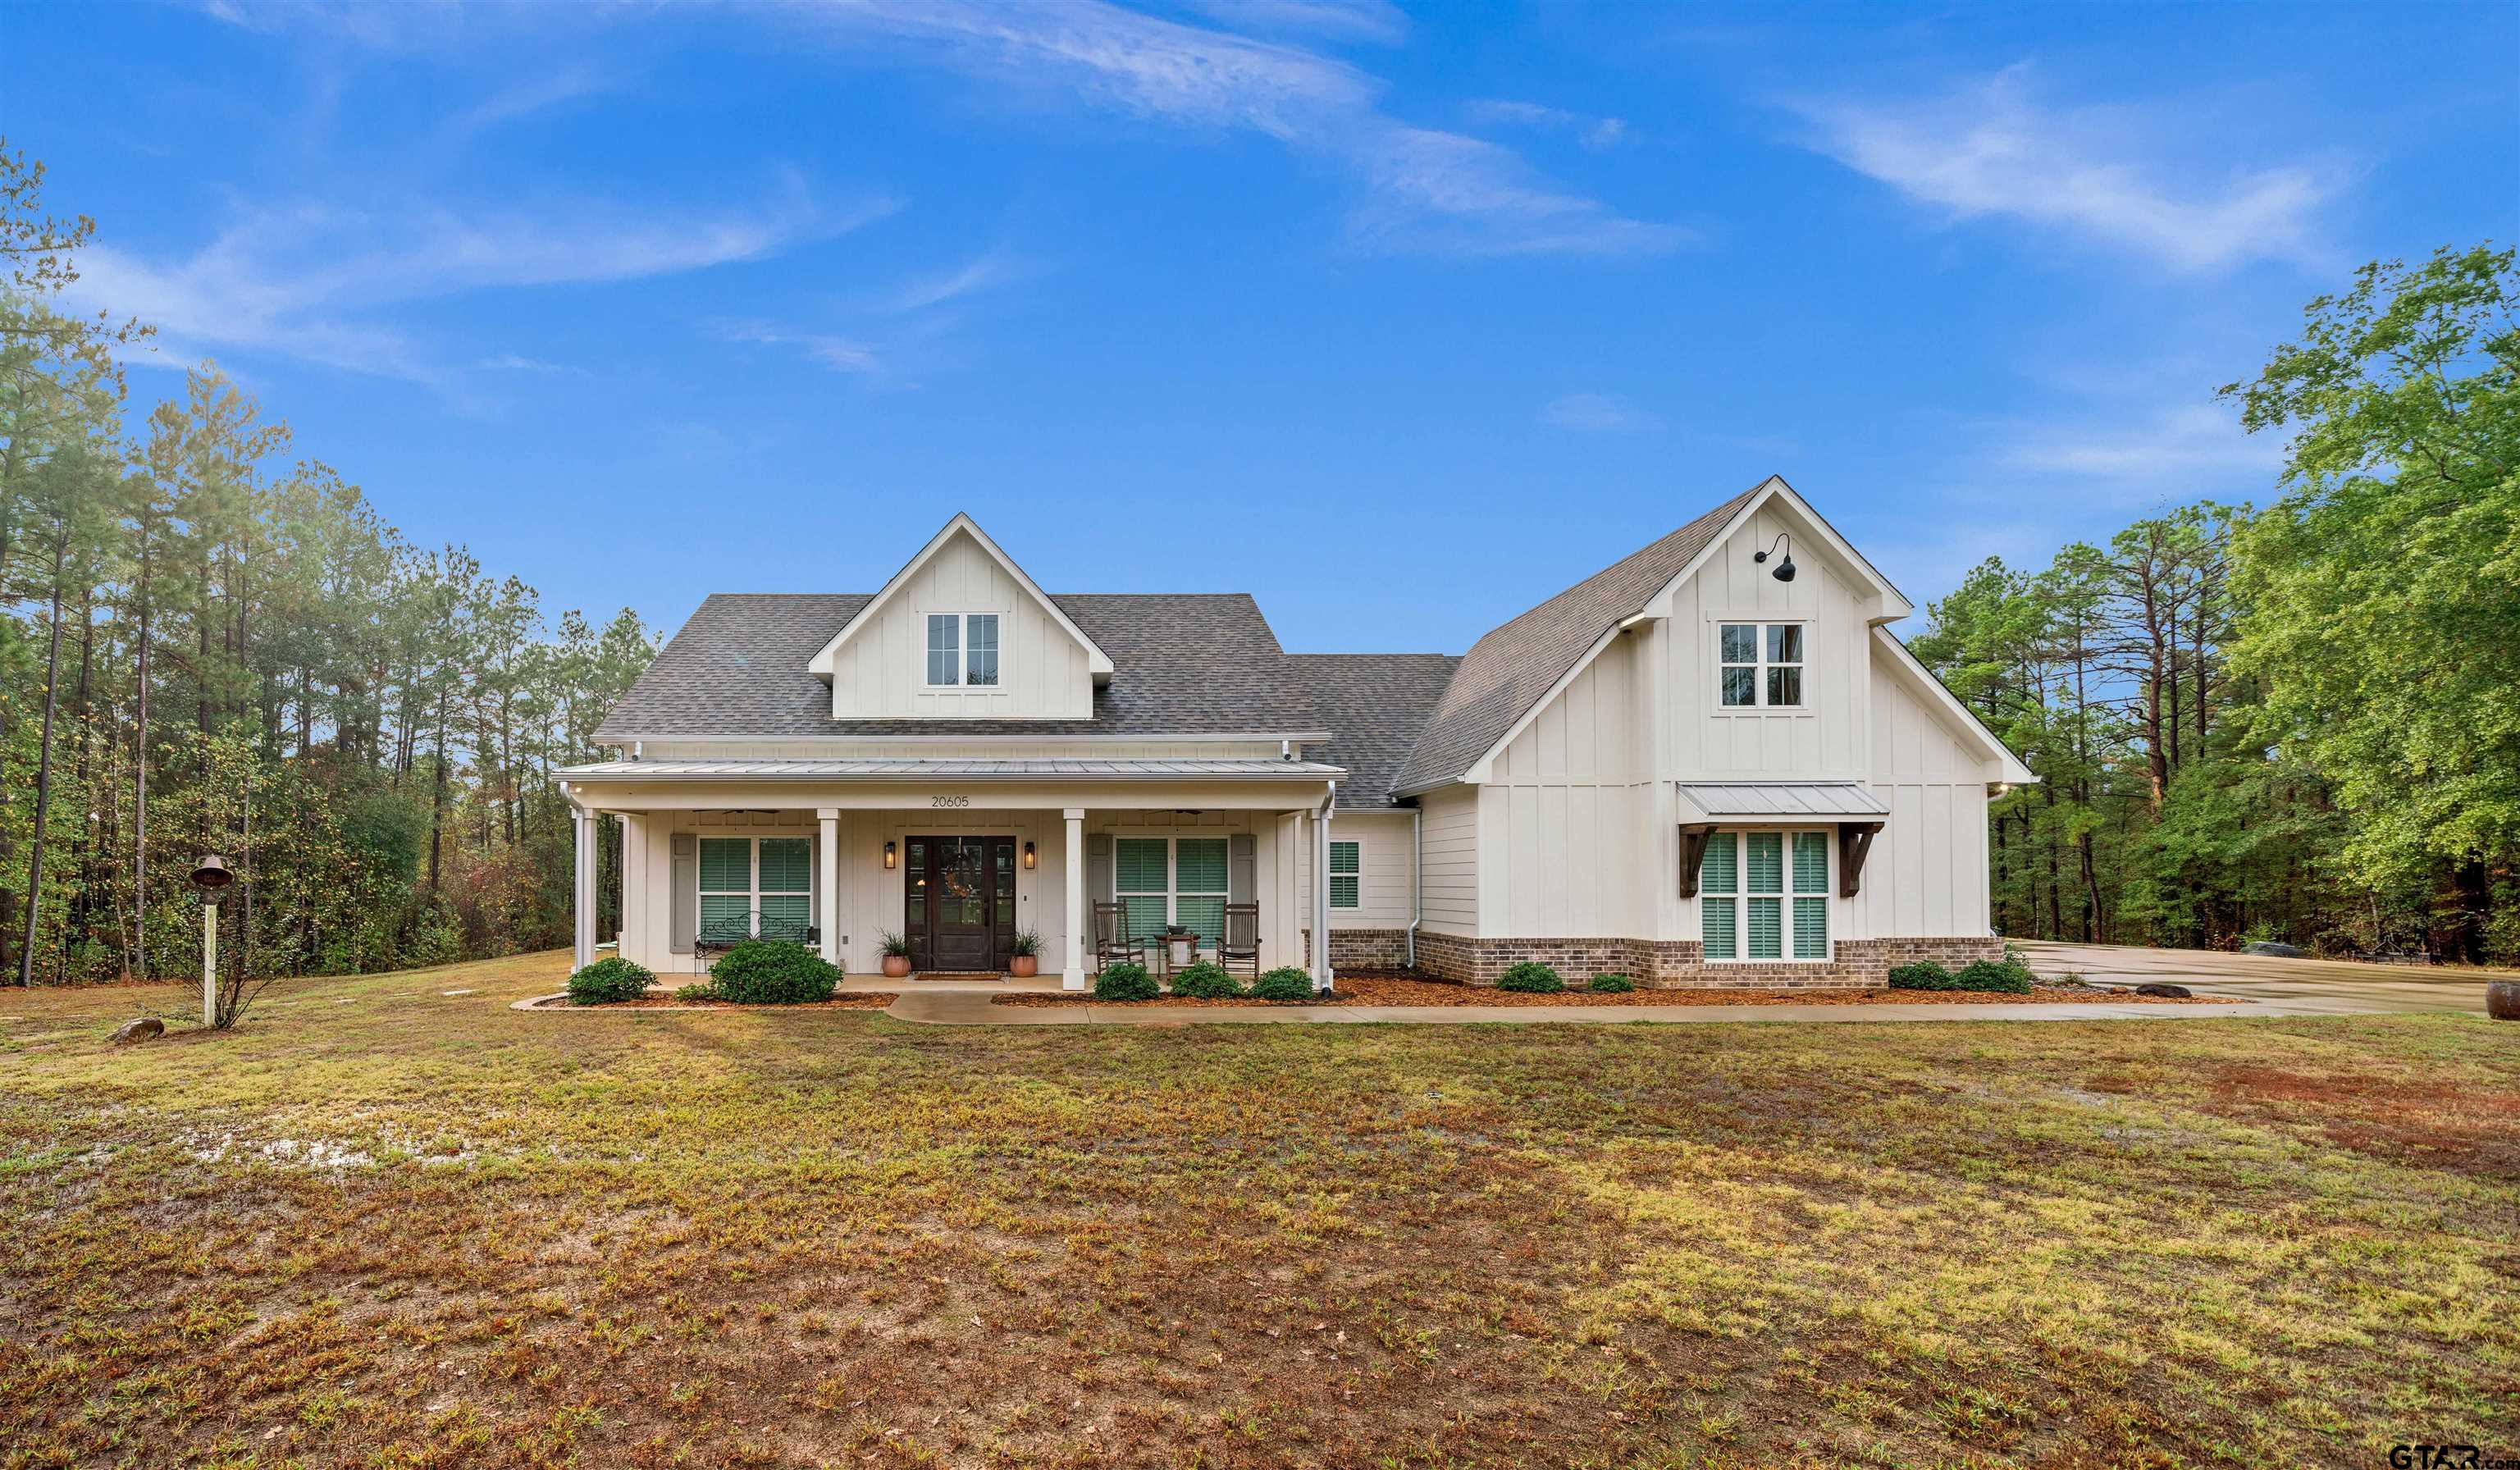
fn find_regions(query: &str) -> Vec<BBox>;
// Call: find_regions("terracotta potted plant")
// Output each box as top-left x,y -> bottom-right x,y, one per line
1008,929 -> 1042,978
879,930 -> 913,979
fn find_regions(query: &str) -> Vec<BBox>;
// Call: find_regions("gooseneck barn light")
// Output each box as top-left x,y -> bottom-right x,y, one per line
1753,532 -> 1796,582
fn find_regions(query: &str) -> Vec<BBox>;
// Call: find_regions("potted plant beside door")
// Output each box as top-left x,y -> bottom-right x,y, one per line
879,930 -> 913,979
1008,929 -> 1043,979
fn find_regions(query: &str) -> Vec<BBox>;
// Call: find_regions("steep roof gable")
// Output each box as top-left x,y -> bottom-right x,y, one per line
1391,476 -> 1913,795
806,513 -> 1112,682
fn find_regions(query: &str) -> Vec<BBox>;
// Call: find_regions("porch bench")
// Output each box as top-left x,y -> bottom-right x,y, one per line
694,911 -> 819,961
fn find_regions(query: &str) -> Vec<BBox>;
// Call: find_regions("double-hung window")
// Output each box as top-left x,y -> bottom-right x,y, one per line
1113,835 -> 1231,945
1719,622 -> 1804,708
699,835 -> 813,937
1329,841 -> 1360,909
1699,830 -> 1829,961
924,614 -> 1002,687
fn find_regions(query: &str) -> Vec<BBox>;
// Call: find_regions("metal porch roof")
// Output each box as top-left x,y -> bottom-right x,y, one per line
1675,781 -> 1892,820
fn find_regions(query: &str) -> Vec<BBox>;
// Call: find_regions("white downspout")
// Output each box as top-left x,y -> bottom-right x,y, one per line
1405,802 -> 1422,969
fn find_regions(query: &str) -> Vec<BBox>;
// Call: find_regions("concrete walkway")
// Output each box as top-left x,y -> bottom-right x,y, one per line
880,988 -> 2271,1026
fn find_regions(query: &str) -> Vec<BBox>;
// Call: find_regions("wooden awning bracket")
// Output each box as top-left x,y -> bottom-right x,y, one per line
1676,824 -> 1717,899
1838,822 -> 1884,898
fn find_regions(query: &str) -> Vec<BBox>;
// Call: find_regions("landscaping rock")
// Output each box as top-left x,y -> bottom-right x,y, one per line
2488,980 -> 2520,1022
2243,941 -> 2306,958
2134,983 -> 2194,999
109,1016 -> 166,1047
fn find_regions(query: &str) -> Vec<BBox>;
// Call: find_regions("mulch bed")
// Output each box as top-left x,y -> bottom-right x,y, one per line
993,973 -> 2223,1008
544,993 -> 899,1011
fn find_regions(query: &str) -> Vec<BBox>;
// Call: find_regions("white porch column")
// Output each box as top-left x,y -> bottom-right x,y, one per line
1062,807 -> 1087,990
817,808 -> 840,967
1313,790 -> 1335,992
570,802 -> 594,971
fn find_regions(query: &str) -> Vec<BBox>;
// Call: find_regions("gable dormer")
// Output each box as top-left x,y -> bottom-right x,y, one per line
808,514 -> 1112,719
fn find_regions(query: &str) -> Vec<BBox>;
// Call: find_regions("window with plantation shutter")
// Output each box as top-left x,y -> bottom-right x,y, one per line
696,834 -> 815,938
1699,829 -> 1828,961
700,838 -> 751,935
1700,832 -> 1738,959
759,838 -> 811,931
1328,841 -> 1360,909
1115,838 -> 1169,940
1175,838 -> 1228,942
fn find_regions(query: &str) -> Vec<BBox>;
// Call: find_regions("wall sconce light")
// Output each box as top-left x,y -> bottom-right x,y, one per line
883,840 -> 897,870
1021,841 -> 1037,870
1753,532 -> 1796,582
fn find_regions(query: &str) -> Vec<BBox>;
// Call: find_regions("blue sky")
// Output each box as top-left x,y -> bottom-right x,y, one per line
12,0 -> 2515,654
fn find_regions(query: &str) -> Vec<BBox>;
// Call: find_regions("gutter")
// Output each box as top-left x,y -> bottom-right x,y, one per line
596,730 -> 1338,747
555,765 -> 1349,784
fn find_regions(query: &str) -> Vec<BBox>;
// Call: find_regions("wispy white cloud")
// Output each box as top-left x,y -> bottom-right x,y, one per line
885,251 -> 1025,313
450,62 -> 621,136
1173,0 -> 1406,45
477,353 -> 590,376
1989,402 -> 2279,505
62,183 -> 891,380
1468,98 -> 1630,150
1540,392 -> 1659,432
786,0 -> 1677,258
716,320 -> 883,374
1791,66 -> 2339,272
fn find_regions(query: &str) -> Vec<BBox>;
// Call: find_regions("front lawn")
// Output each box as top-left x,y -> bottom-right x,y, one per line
2,951 -> 2513,1468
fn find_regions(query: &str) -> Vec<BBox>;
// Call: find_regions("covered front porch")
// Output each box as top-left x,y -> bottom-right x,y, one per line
556,760 -> 1345,990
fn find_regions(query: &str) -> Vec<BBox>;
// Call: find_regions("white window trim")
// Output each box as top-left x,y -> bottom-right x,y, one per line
1698,827 -> 1832,963
1328,839 -> 1361,910
1710,616 -> 1810,714
924,612 -> 1006,689
1113,834 -> 1231,951
697,833 -> 817,936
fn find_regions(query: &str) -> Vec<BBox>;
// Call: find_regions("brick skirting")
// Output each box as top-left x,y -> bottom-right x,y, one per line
1411,931 -> 2006,990
1327,929 -> 1413,969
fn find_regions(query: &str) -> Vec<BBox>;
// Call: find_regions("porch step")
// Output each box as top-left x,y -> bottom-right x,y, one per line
912,971 -> 1007,983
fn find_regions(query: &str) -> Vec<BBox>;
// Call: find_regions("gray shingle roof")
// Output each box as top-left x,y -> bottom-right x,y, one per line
1285,654 -> 1464,807
1390,486 -> 1760,795
593,591 -> 1321,742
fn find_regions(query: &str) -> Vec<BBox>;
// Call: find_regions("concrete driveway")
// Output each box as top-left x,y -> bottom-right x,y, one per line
2016,939 -> 2509,1016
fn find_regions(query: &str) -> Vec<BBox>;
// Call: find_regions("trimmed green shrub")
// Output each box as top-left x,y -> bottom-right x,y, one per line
1249,966 -> 1314,1002
1952,958 -> 2036,994
567,956 -> 655,1005
1168,961 -> 1241,998
1887,961 -> 1956,991
673,981 -> 719,1003
708,938 -> 840,1004
1586,973 -> 1636,993
1093,963 -> 1159,1001
1497,961 -> 1564,994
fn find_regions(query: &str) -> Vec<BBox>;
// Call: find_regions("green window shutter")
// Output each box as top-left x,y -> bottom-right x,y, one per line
1176,897 -> 1225,943
1122,896 -> 1168,938
760,894 -> 810,929
1701,833 -> 1737,895
1116,838 -> 1169,893
1176,838 -> 1229,893
700,894 -> 750,932
1329,840 -> 1360,909
699,837 -> 750,892
1792,833 -> 1828,894
670,833 -> 697,954
1794,897 -> 1828,959
1703,897 -> 1737,959
1745,833 -> 1783,895
758,838 -> 810,893
1747,897 -> 1783,959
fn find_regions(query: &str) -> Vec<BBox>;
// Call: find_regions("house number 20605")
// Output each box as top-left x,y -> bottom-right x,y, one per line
930,795 -> 970,808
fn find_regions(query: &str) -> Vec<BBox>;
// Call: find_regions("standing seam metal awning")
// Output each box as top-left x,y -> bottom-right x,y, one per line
1675,781 -> 1891,820
555,757 -> 1347,782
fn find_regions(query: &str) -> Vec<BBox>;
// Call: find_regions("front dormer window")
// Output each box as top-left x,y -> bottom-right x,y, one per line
925,614 -> 1002,687
1719,622 -> 1803,708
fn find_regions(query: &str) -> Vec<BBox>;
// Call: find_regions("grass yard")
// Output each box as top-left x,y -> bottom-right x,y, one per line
2,952 -> 2514,1469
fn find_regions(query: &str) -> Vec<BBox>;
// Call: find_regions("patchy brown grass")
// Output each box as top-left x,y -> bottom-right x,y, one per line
538,992 -> 898,1011
2,949 -> 2514,1468
998,972 -> 2220,1008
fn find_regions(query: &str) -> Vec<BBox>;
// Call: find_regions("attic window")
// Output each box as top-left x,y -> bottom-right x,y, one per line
925,614 -> 1002,688
1719,623 -> 1804,709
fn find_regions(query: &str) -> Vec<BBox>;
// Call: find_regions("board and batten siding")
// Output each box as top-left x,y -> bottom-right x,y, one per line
1658,504 -> 1869,781
826,528 -> 1095,720
1853,655 -> 1995,940
1475,632 -> 1651,938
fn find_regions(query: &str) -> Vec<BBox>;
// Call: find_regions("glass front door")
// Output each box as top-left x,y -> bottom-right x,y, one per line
906,836 -> 1016,971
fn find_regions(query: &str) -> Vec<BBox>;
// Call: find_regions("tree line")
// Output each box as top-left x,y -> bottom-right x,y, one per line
1,144 -> 655,985
1911,244 -> 2517,962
